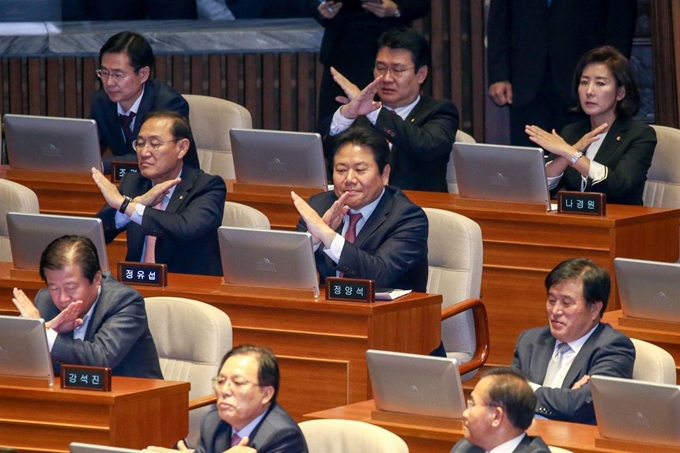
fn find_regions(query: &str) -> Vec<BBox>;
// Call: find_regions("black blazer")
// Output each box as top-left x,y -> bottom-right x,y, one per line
90,78 -> 199,170
487,0 -> 637,107
450,435 -> 551,453
554,117 -> 656,205
296,186 -> 429,291
96,165 -> 226,276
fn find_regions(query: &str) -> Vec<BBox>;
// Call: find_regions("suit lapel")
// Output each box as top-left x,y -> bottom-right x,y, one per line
534,333 -> 557,384
134,81 -> 156,137
592,117 -> 630,165
352,189 -> 393,248
563,323 -> 604,386
165,166 -> 196,213
105,101 -> 128,155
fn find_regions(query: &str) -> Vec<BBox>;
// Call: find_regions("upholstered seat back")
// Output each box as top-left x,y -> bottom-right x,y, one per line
631,338 -> 676,384
145,296 -> 232,447
446,130 -> 476,194
299,419 -> 409,453
222,201 -> 270,229
183,94 -> 252,179
643,125 -> 680,207
424,208 -> 483,367
0,179 -> 40,262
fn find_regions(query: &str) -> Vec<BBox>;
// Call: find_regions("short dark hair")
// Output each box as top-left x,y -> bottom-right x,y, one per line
39,235 -> 101,283
482,367 -> 536,431
545,257 -> 610,317
572,45 -> 640,118
220,345 -> 280,402
332,127 -> 390,174
100,31 -> 154,72
377,27 -> 430,72
141,110 -> 193,143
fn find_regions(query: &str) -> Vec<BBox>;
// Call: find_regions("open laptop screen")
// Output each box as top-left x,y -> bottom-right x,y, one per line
0,316 -> 54,385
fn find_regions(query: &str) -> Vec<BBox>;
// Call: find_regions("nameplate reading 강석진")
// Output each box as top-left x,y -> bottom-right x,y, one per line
117,262 -> 167,287
557,191 -> 606,216
61,365 -> 112,391
110,161 -> 140,182
325,277 -> 375,303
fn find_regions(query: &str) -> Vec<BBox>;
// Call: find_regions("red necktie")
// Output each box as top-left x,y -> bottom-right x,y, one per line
345,212 -> 363,243
143,198 -> 166,263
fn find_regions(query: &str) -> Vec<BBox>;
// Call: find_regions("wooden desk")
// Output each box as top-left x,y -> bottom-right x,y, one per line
304,400 -> 616,453
0,264 -> 442,421
0,376 -> 189,453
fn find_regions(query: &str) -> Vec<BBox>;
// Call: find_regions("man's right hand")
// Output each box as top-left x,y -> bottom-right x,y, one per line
488,81 -> 513,106
331,67 -> 383,119
46,301 -> 84,333
135,178 -> 182,207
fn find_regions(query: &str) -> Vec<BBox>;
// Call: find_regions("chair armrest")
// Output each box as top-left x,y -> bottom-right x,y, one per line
442,298 -> 489,376
189,394 -> 217,410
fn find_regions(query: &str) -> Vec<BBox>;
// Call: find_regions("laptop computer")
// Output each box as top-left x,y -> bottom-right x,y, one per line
7,212 -> 109,272
70,443 -> 141,453
218,226 -> 320,297
366,349 -> 465,419
3,114 -> 102,173
453,142 -> 551,210
591,375 -> 680,448
230,128 -> 328,190
0,316 -> 54,385
614,257 -> 680,323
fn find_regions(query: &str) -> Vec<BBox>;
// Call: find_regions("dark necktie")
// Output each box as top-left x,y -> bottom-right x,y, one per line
345,212 -> 363,243
119,112 -> 136,143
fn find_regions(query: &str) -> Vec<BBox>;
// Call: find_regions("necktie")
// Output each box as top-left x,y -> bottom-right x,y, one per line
345,212 -> 363,244
231,433 -> 242,447
542,342 -> 572,388
143,198 -> 166,263
119,112 -> 136,143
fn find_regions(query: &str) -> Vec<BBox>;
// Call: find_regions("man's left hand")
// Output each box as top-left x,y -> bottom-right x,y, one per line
362,0 -> 399,18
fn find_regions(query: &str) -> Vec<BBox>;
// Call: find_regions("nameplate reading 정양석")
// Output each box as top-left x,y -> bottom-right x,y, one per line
325,277 -> 375,303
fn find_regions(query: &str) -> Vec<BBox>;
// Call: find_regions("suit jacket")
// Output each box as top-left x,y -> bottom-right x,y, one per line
96,165 -> 226,276
296,186 -> 429,291
512,323 -> 635,424
487,0 -> 637,107
35,272 -> 163,379
321,97 -> 459,192
554,117 -> 656,205
90,78 -> 199,171
450,435 -> 551,453
196,402 -> 308,453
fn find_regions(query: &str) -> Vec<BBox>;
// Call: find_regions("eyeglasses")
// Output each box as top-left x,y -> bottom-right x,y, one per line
96,69 -> 134,83
466,398 -> 500,410
373,65 -> 416,79
212,375 -> 260,391
132,139 -> 179,152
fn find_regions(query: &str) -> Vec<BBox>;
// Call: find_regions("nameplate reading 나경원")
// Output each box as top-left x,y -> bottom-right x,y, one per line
110,161 -> 140,182
557,191 -> 606,216
117,262 -> 167,287
326,277 -> 375,303
61,365 -> 112,391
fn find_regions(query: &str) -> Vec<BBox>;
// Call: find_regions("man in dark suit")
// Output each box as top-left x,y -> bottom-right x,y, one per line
93,110 -> 225,276
321,27 -> 459,192
12,235 -> 163,379
511,257 -> 635,424
450,368 -> 550,453
91,31 -> 199,173
147,345 -> 308,453
293,127 -> 428,291
487,0 -> 638,146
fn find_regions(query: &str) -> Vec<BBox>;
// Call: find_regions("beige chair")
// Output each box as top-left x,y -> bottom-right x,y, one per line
631,338 -> 676,384
0,179 -> 40,262
183,94 -> 252,179
423,207 -> 488,380
144,297 -> 233,448
446,130 -> 476,194
642,125 -> 680,208
299,419 -> 409,453
222,201 -> 270,229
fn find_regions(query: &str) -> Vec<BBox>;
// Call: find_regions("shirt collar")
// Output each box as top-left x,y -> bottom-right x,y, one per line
558,323 -> 599,354
232,406 -> 269,440
489,432 -> 526,453
383,95 -> 420,120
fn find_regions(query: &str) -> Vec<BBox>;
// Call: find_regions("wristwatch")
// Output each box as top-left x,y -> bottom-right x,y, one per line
119,195 -> 132,213
569,152 -> 584,167
394,8 -> 401,18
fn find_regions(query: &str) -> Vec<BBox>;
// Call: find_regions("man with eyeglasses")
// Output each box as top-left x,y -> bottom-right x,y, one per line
91,31 -> 199,174
92,110 -> 225,276
320,27 -> 459,192
146,345 -> 308,453
450,368 -> 550,453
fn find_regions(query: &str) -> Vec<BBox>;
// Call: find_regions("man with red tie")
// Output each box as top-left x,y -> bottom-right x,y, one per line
292,127 -> 428,291
92,110 -> 225,276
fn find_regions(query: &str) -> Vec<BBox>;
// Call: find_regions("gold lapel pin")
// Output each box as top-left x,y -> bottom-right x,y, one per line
616,136 -> 621,141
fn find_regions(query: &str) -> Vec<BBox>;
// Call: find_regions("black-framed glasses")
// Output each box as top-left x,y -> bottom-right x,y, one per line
373,65 -> 416,79
132,139 -> 179,152
96,69 -> 134,83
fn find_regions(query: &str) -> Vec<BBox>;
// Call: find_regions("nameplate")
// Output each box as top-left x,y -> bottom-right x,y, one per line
117,262 -> 167,287
325,277 -> 375,303
110,161 -> 140,182
60,365 -> 112,391
557,191 -> 606,216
